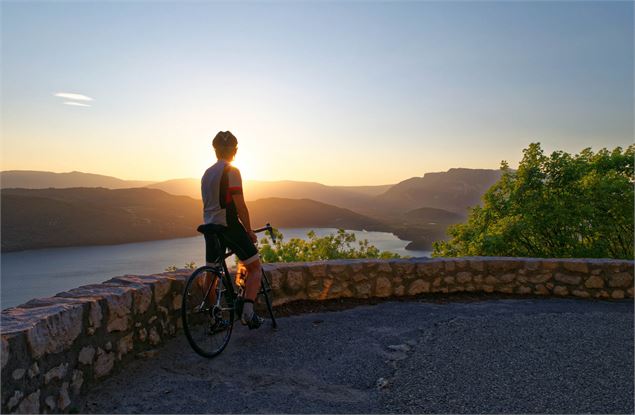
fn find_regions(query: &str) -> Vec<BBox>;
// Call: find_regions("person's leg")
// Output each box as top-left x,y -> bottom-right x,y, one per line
242,258 -> 263,301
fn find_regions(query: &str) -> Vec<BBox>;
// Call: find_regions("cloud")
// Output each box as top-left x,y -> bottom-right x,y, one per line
54,92 -> 94,101
63,101 -> 91,107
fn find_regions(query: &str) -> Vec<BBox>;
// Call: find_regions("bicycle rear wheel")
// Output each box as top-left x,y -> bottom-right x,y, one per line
182,266 -> 234,358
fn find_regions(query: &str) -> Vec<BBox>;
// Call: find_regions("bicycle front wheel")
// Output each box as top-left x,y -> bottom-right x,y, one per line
182,266 -> 235,358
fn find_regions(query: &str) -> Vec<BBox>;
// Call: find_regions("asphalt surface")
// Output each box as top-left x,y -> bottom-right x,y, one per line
82,298 -> 634,414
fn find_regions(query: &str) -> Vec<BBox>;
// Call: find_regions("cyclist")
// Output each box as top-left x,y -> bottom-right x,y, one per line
201,131 -> 264,329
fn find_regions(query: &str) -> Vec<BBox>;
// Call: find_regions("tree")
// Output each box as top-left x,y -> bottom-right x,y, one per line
259,229 -> 400,263
433,143 -> 634,259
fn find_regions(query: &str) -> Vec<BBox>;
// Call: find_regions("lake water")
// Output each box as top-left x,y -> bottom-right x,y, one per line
0,228 -> 430,309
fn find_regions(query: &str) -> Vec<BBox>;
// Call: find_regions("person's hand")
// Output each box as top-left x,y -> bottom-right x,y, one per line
248,230 -> 257,243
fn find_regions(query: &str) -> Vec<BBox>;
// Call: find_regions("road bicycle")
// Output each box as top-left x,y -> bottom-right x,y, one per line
181,223 -> 278,358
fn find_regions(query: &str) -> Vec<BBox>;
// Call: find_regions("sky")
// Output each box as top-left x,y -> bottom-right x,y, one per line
1,1 -> 633,186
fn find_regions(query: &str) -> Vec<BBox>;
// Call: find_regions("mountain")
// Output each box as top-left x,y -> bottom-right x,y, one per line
403,207 -> 465,224
0,170 -> 153,189
1,189 -> 380,252
375,168 -> 502,214
246,198 -> 380,229
1,188 -> 202,252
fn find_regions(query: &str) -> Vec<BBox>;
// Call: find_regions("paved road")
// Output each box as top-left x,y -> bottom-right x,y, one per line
83,299 -> 634,414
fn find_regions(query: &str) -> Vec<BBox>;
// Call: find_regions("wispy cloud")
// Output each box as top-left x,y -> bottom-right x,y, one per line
54,92 -> 94,101
63,101 -> 91,107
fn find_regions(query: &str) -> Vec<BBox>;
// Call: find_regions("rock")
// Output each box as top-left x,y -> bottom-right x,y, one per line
517,286 -> 532,295
407,280 -> 430,295
12,368 -> 26,380
608,273 -> 633,288
16,390 -> 40,414
375,277 -> 392,297
432,277 -> 441,288
172,294 -> 183,310
1,337 -> 8,370
28,362 -> 39,378
118,333 -> 134,357
377,262 -> 392,273
286,270 -> 305,292
78,346 -> 96,364
534,284 -> 549,295
58,382 -> 71,410
149,327 -> 161,345
611,290 -> 625,300
356,282 -> 372,298
524,260 -> 540,271
7,391 -> 23,410
394,285 -> 405,296
106,291 -> 132,332
443,276 -> 455,285
456,272 -> 472,284
153,278 -> 172,303
529,274 -> 551,284
553,286 -> 569,296
554,273 -> 581,285
45,395 -> 57,411
89,301 -> 103,329
351,273 -> 368,282
71,370 -> 84,395
499,273 -> 515,283
388,344 -> 410,352
133,286 -> 152,314
563,261 -> 588,273
105,341 -> 112,351
482,285 -> 494,293
311,264 -> 327,278
25,304 -> 84,358
572,290 -> 590,298
585,276 -> 605,289
44,362 -> 68,384
94,348 -> 114,378
376,377 -> 389,389
469,260 -> 485,272
484,276 -> 498,285
444,261 -> 455,272
138,327 -> 148,342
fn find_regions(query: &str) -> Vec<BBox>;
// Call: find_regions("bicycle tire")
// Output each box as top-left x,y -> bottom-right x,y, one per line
182,266 -> 234,358
260,271 -> 278,329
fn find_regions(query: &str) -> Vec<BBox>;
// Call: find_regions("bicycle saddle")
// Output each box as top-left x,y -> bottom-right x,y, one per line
196,223 -> 227,234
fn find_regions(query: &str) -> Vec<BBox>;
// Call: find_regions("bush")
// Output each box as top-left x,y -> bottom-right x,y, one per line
433,143 -> 634,259
258,229 -> 401,262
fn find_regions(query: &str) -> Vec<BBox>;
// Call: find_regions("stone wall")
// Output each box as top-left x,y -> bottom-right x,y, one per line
1,257 -> 633,413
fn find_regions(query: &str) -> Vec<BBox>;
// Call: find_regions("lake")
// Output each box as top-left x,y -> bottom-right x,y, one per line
0,228 -> 430,310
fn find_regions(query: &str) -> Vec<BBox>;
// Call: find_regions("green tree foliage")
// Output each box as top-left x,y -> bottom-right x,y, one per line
259,229 -> 401,262
433,143 -> 634,259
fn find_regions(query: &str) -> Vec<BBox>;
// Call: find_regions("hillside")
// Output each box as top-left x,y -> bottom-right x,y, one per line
246,198 -> 380,229
0,170 -> 153,189
375,168 -> 502,214
403,207 -> 465,224
1,189 -> 381,252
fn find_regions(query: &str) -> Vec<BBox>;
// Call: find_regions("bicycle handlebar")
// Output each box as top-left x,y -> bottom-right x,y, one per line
253,223 -> 276,243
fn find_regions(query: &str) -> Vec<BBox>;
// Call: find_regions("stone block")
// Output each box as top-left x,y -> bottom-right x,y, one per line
17,390 -> 40,414
89,300 -> 103,329
608,273 -> 633,288
12,368 -> 25,380
374,277 -> 392,297
529,273 -> 551,284
408,280 -> 430,295
172,294 -> 183,311
286,270 -> 306,292
443,276 -> 455,285
534,284 -> 549,295
456,272 -> 472,284
611,290 -> 625,300
149,327 -> 161,345
71,370 -> 84,395
58,382 -> 71,410
517,286 -> 532,295
94,348 -> 114,378
118,333 -> 134,357
106,291 -> 132,332
469,260 -> 485,272
153,278 -> 172,304
554,273 -> 581,285
553,286 -> 569,296
44,362 -> 68,384
572,290 -> 590,298
563,261 -> 589,273
1,336 -> 8,369
11,303 -> 85,359
444,261 -> 456,272
7,391 -> 23,411
133,286 -> 152,314
584,276 -> 604,289
311,264 -> 328,278
355,282 -> 372,298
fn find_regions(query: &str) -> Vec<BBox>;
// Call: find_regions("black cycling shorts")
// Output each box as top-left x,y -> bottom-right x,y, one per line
204,222 -> 259,265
